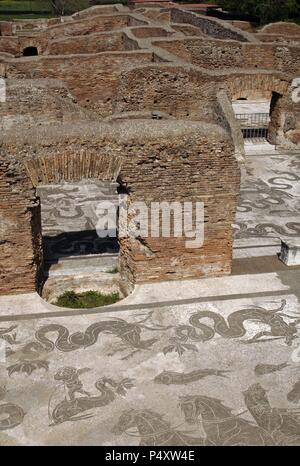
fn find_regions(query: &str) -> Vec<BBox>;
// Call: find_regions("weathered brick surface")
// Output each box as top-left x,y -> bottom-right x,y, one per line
153,37 -> 300,73
170,9 -> 254,42
4,51 -> 153,117
0,122 -> 239,293
261,22 -> 300,36
0,152 -> 43,295
46,31 -> 125,55
0,4 -> 299,297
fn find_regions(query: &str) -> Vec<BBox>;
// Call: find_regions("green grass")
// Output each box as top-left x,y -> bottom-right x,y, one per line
107,266 -> 119,274
0,13 -> 51,19
0,0 -> 90,16
55,290 -> 120,308
0,1 -> 51,12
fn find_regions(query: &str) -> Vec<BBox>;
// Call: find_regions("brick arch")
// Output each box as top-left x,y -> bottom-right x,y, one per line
24,152 -> 123,187
225,74 -> 291,146
225,74 -> 289,101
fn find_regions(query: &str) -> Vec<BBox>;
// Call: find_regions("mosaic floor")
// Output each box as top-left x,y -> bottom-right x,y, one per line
1,295 -> 300,445
0,149 -> 299,446
234,151 -> 300,259
38,181 -> 119,260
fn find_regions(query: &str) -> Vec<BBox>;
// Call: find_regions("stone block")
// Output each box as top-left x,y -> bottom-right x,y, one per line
279,239 -> 300,266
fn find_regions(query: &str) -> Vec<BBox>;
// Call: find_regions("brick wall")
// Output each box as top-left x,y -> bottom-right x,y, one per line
0,152 -> 42,295
4,51 -> 154,117
46,32 -> 125,55
0,121 -> 240,294
261,22 -> 300,36
42,15 -> 130,40
170,9 -> 254,42
153,37 -> 300,74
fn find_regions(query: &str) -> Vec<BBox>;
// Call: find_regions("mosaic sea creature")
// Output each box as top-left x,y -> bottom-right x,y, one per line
287,380 -> 300,404
0,386 -> 25,431
112,409 -> 207,446
154,368 -> 229,385
184,300 -> 300,345
179,394 -> 274,445
243,383 -> 300,445
49,367 -> 135,425
254,362 -> 289,376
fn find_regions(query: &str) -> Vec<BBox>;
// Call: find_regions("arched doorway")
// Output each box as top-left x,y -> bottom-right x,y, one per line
226,74 -> 290,153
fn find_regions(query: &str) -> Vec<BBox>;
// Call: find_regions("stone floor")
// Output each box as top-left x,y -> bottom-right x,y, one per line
0,146 -> 300,446
0,292 -> 300,446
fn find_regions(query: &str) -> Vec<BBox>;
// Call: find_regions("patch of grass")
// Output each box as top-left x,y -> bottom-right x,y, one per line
107,266 -> 118,274
55,290 -> 120,308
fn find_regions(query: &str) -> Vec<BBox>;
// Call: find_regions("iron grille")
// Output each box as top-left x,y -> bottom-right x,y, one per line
235,113 -> 270,139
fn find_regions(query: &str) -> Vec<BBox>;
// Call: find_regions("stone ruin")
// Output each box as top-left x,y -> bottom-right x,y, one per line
0,3 -> 299,296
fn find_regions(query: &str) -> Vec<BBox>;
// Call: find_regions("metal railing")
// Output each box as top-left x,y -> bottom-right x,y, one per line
235,113 -> 270,139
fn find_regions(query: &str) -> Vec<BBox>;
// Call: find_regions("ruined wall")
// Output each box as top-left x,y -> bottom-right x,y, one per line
72,5 -> 120,19
41,15 -> 130,39
0,152 -> 42,295
153,37 -> 300,74
0,79 -> 94,131
170,9 -> 254,42
114,65 -> 219,121
230,21 -> 255,33
130,26 -> 172,38
46,32 -> 125,55
0,35 -> 49,57
171,23 -> 206,36
224,73 -> 289,100
117,124 -> 240,284
0,121 -> 240,294
114,64 -> 294,149
3,51 -> 153,117
134,8 -> 171,24
256,33 -> 300,45
0,3 -> 299,297
0,37 -> 20,56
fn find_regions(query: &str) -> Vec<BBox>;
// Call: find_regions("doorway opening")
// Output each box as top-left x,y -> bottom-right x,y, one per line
232,92 -> 272,143
23,46 -> 38,56
37,180 -> 123,305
